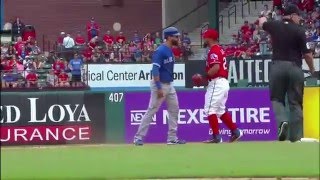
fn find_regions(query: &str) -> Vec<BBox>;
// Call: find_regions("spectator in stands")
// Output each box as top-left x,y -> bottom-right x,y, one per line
2,72 -> 18,88
1,43 -> 9,56
86,17 -> 100,41
122,46 -> 132,62
30,41 -> 41,55
57,32 -> 65,46
25,70 -> 38,88
172,45 -> 183,61
47,51 -> 57,64
53,58 -> 66,75
103,30 -> 114,46
12,17 -> 25,40
75,32 -> 86,46
91,46 -> 105,63
258,29 -> 269,55
128,41 -> 137,58
69,53 -> 83,87
63,33 -> 75,49
47,69 -> 58,87
14,36 -> 25,53
17,46 -> 29,62
6,45 -> 16,58
301,0 -> 315,12
143,33 -> 153,50
182,32 -> 191,45
142,46 -> 151,62
154,32 -> 162,46
261,4 -> 272,17
272,7 -> 283,20
132,31 -> 142,44
273,0 -> 283,10
15,59 -> 24,74
58,70 -> 70,87
82,47 -> 93,63
134,46 -> 143,62
88,36 -> 98,51
63,33 -> 75,61
240,20 -> 250,34
116,32 -> 126,45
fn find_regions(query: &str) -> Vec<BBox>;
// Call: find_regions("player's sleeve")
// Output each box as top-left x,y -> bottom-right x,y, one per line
207,51 -> 220,65
152,49 -> 162,76
298,29 -> 312,54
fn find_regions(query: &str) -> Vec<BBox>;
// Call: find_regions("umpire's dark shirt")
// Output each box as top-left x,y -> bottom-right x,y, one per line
262,19 -> 311,66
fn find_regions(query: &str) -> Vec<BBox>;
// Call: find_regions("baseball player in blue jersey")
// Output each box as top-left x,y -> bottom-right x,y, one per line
133,27 -> 186,146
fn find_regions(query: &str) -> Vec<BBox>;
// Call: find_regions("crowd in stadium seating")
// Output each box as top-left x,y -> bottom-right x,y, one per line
1,0 -> 319,89
0,17 -> 194,89
222,0 -> 320,59
54,17 -> 193,63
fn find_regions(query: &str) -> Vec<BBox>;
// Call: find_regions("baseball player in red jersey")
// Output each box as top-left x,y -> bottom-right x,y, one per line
202,29 -> 243,143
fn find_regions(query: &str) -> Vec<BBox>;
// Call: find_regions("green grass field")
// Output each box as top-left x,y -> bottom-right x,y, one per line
1,142 -> 319,180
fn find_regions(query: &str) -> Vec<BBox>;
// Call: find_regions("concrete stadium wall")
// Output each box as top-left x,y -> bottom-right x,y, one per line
162,0 -> 208,33
4,0 -> 162,49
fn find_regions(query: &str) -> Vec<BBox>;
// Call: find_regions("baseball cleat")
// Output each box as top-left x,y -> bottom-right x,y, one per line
167,139 -> 186,145
230,129 -> 243,142
203,137 -> 222,143
278,122 -> 289,141
133,139 -> 144,146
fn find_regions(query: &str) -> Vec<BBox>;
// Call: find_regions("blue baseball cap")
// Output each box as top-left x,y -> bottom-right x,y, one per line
163,27 -> 180,37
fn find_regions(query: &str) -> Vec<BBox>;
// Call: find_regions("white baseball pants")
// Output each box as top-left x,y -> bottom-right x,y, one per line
204,77 -> 230,117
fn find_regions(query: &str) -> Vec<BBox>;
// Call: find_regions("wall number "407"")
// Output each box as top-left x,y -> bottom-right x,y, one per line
109,93 -> 124,103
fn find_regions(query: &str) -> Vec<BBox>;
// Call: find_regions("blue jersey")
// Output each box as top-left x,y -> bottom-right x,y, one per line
152,44 -> 175,83
69,59 -> 83,75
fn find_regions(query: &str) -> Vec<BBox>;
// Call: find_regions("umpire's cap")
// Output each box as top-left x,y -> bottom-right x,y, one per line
163,27 -> 180,37
284,4 -> 301,16
202,28 -> 219,40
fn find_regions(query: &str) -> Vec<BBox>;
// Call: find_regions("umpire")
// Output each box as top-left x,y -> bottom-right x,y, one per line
259,4 -> 315,142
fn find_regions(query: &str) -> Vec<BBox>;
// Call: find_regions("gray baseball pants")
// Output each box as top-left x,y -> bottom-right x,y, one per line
269,61 -> 305,142
134,81 -> 179,142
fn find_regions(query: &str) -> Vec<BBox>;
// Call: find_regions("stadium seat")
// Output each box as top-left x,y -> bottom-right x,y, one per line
36,69 -> 47,75
37,74 -> 47,87
42,64 -> 52,70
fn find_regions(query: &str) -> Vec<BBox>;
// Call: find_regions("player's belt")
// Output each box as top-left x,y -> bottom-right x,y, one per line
208,77 -> 226,82
161,82 -> 171,85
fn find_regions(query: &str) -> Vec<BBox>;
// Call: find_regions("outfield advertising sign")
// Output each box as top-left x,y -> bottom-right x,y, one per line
0,92 -> 106,146
185,58 -> 319,88
125,89 -> 278,143
86,64 -> 186,88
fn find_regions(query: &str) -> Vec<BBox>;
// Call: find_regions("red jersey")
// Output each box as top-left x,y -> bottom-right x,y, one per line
75,36 -> 86,45
103,35 -> 114,45
172,46 -> 182,58
206,45 -> 228,80
116,36 -> 126,44
58,73 -> 69,82
53,61 -> 65,75
26,73 -> 38,81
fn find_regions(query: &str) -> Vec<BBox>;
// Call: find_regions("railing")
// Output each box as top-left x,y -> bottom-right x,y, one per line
219,15 -> 224,34
161,0 -> 209,31
1,68 -> 89,90
228,4 -> 237,28
200,23 -> 209,47
241,0 -> 250,18
254,0 -> 266,9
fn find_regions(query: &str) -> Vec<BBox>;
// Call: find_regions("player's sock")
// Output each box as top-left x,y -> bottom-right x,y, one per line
220,112 -> 237,132
208,114 -> 219,136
